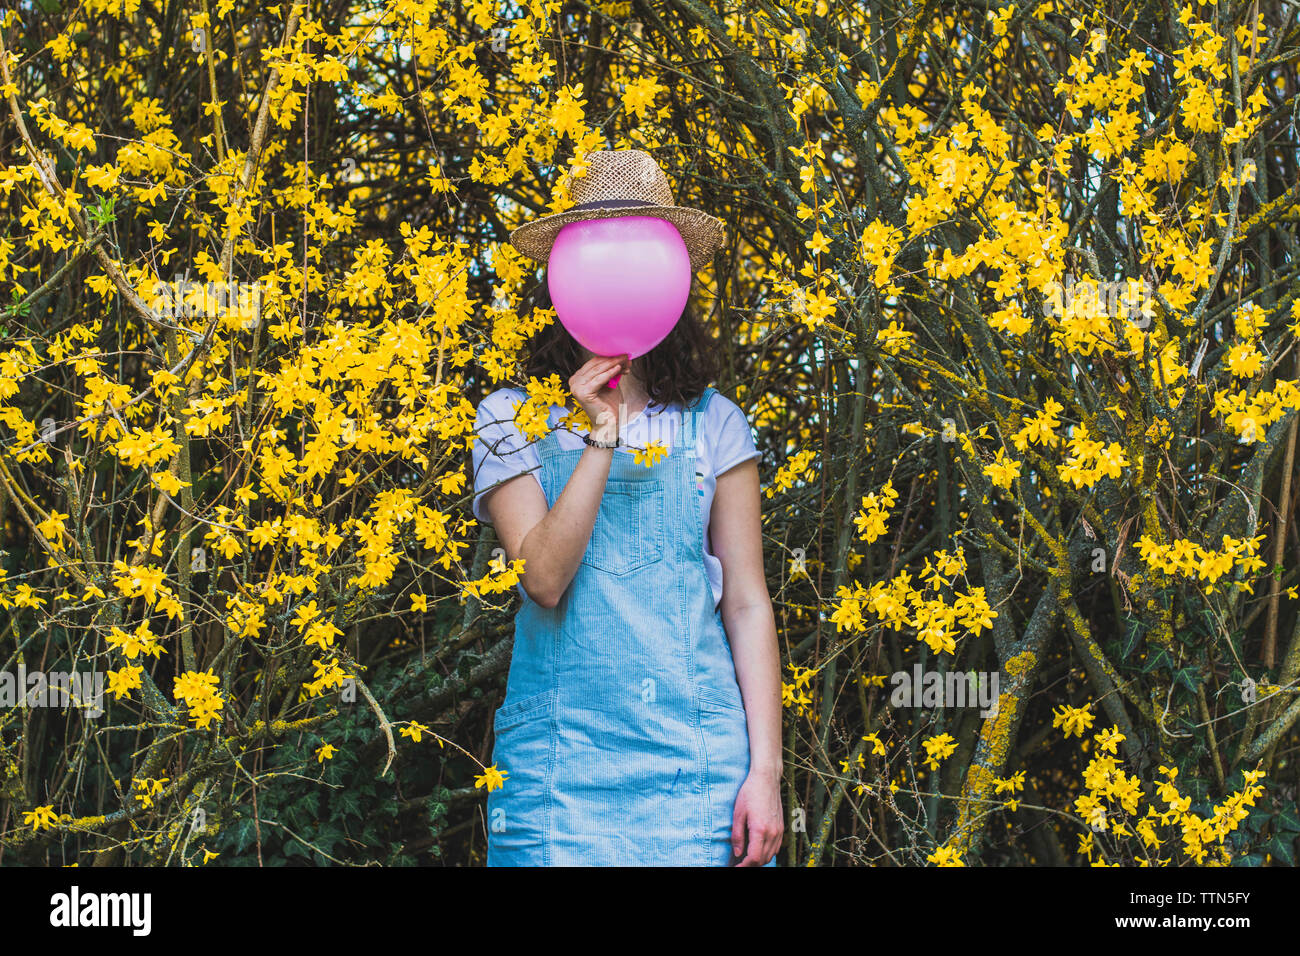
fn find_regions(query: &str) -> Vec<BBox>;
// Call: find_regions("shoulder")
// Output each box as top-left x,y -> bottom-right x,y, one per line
482,385 -> 528,408
698,388 -> 759,473
701,389 -> 749,429
476,386 -> 529,421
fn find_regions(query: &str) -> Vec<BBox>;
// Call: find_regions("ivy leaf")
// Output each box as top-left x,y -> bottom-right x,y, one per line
1121,620 -> 1144,660
1268,835 -> 1296,866
1141,645 -> 1173,674
229,817 -> 256,855
335,789 -> 363,820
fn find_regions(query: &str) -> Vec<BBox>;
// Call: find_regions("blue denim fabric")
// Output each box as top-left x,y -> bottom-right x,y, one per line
486,386 -> 774,866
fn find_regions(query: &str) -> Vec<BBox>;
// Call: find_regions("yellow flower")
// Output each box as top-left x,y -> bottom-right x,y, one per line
172,670 -> 224,729
926,844 -> 965,866
984,448 -> 1021,488
151,470 -> 192,496
1052,703 -> 1095,738
315,743 -> 338,762
632,441 -> 667,467
620,76 -> 664,119
854,479 -> 898,543
292,600 -> 321,631
400,720 -> 431,743
35,510 -> 69,544
993,770 -> 1026,794
805,230 -> 831,255
922,732 -> 957,769
1226,342 -> 1264,378
1094,725 -> 1125,754
106,665 -> 143,700
24,805 -> 59,831
475,763 -> 509,792
875,320 -> 914,355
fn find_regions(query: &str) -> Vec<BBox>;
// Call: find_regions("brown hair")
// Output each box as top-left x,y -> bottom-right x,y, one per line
520,271 -> 719,410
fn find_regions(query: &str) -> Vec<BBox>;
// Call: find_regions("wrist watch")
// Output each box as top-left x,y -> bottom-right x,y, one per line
583,431 -> 620,449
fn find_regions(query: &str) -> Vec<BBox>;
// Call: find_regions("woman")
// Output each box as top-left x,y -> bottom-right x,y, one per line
471,149 -> 782,866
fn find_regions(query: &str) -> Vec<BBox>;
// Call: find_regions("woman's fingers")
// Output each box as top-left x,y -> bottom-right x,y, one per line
731,809 -> 782,866
572,357 -> 619,389
742,818 -> 768,865
731,801 -> 748,861
571,356 -> 625,400
764,827 -> 782,864
570,355 -> 630,427
600,355 -> 628,389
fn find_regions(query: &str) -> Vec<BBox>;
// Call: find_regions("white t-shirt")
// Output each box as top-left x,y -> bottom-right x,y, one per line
471,386 -> 761,609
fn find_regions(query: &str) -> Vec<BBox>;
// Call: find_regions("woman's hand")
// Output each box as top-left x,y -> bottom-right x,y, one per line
731,769 -> 783,866
569,353 -> 629,441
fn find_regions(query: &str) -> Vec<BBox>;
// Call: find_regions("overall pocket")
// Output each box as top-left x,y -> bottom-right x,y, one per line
581,478 -> 665,575
698,683 -> 746,714
487,689 -> 555,862
493,688 -> 556,732
491,689 -> 556,783
699,684 -> 750,780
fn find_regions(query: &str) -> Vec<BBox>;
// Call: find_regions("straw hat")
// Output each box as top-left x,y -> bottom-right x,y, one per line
508,149 -> 725,273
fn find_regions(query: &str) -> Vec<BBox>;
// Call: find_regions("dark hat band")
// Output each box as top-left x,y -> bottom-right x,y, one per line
568,198 -> 655,211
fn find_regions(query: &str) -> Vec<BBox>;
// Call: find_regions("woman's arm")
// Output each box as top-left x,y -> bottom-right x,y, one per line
480,355 -> 627,609
711,457 -> 784,865
483,438 -> 615,609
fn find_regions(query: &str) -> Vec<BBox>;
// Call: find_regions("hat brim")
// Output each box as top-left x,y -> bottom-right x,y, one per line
508,204 -> 724,273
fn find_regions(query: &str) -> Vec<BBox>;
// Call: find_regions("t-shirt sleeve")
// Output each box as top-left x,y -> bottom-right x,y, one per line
471,388 -> 544,524
706,393 -> 761,478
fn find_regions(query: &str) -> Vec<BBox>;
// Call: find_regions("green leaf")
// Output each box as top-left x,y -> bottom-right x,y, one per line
1269,835 -> 1296,866
1121,620 -> 1144,660
230,817 -> 256,855
335,789 -> 363,819
1276,808 -> 1300,834
1141,645 -> 1173,674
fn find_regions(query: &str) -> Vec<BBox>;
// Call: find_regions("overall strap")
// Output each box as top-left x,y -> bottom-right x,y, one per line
678,386 -> 718,456
527,400 -> 565,469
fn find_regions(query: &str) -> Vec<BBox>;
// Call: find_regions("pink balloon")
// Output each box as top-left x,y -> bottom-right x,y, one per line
547,216 -> 691,386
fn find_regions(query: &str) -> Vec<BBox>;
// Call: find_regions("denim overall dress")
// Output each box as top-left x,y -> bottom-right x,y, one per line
486,386 -> 768,866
